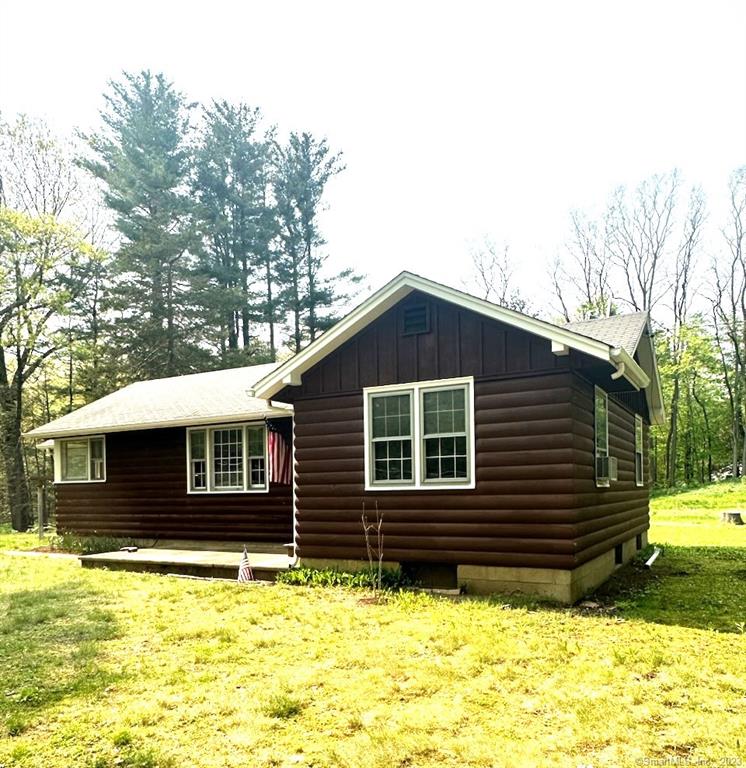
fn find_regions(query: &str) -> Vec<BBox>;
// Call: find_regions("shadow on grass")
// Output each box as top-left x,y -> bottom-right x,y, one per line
592,545 -> 746,634
0,580 -> 122,737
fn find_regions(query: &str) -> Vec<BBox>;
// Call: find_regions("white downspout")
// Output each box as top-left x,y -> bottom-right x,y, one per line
290,416 -> 299,568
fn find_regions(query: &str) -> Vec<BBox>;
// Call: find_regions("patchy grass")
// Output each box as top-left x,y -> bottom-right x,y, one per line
651,477 -> 746,512
0,486 -> 745,767
0,525 -> 136,555
0,525 -> 47,552
650,479 -> 746,546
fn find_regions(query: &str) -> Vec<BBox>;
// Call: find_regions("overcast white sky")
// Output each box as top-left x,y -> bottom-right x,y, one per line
1,0 -> 745,310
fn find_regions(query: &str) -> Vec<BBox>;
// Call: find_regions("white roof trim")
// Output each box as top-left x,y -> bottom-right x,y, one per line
252,271 -> 652,400
635,333 -> 666,426
25,406 -> 292,441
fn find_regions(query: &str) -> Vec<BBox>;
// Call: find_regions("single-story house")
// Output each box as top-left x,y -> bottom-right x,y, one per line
27,271 -> 664,602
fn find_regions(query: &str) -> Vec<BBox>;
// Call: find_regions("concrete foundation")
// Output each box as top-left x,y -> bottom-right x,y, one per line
299,531 -> 648,604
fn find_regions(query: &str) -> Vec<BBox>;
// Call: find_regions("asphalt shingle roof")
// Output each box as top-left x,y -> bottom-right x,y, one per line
564,312 -> 649,356
26,363 -> 290,439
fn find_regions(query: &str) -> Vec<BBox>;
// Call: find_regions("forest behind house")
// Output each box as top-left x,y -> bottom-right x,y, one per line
1,70 -> 745,531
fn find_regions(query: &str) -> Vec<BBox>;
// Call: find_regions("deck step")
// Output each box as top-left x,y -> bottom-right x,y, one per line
79,548 -> 290,582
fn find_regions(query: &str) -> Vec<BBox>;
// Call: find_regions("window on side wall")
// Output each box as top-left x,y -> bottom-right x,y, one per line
56,436 -> 106,483
365,377 -> 474,490
635,414 -> 644,487
594,387 -> 609,488
187,423 -> 268,494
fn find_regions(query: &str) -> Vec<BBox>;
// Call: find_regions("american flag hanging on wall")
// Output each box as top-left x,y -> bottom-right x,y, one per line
238,546 -> 254,582
268,427 -> 292,486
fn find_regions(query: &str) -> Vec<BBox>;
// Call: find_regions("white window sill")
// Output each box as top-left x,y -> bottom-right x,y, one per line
364,481 -> 476,492
54,479 -> 107,485
187,488 -> 269,495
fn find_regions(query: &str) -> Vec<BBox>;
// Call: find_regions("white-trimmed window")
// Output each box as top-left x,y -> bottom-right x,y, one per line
635,414 -> 644,487
54,436 -> 106,483
594,387 -> 609,488
187,423 -> 268,493
370,392 -> 413,484
364,377 -> 475,490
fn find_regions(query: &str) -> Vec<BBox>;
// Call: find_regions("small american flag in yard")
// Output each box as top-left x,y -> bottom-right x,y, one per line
237,546 -> 254,582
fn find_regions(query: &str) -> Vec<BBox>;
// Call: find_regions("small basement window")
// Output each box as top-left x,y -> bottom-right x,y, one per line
55,436 -> 106,483
187,423 -> 268,494
401,304 -> 430,335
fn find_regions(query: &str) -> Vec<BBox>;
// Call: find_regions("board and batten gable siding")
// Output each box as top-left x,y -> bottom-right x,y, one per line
282,292 -> 649,570
293,291 -> 571,397
55,427 -> 293,542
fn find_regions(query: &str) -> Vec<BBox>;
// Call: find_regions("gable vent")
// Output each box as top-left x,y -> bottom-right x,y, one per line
401,304 -> 430,335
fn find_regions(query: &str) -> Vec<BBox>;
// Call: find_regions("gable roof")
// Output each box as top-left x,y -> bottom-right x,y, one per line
26,363 -> 291,440
564,311 -> 664,426
252,271 -> 665,425
564,312 -> 649,355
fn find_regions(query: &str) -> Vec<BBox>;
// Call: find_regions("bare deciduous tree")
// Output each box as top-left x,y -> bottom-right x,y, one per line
466,237 -> 529,313
605,172 -> 680,312
553,211 -> 615,319
711,167 -> 746,477
0,115 -> 80,217
665,187 -> 706,485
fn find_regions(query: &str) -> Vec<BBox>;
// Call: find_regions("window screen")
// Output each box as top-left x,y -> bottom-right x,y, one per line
370,393 -> 413,483
212,428 -> 244,489
422,387 -> 468,481
62,440 -> 89,481
635,415 -> 644,486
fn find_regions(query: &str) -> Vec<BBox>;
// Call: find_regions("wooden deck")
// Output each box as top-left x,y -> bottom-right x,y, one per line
80,543 -> 292,581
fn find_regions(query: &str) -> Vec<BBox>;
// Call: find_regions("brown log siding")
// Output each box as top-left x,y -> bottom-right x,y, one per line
287,293 -> 649,570
55,427 -> 292,541
572,377 -> 650,565
292,372 -> 647,569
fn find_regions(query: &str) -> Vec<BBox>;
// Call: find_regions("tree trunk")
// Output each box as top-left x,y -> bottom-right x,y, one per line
292,258 -> 302,353
266,258 -> 276,362
684,382 -> 694,483
0,394 -> 32,531
240,254 -> 250,349
693,385 -> 713,482
665,375 -> 680,486
67,324 -> 74,413
306,242 -> 317,342
165,260 -> 176,375
227,310 -> 238,351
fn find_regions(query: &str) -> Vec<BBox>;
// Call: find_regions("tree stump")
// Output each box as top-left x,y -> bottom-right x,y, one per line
720,510 -> 744,525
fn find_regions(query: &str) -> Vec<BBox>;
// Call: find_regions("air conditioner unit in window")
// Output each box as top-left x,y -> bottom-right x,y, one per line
596,456 -> 619,482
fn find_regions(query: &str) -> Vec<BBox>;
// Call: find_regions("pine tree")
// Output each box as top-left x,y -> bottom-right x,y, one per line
80,70 -> 204,379
273,132 -> 361,353
192,101 -> 276,364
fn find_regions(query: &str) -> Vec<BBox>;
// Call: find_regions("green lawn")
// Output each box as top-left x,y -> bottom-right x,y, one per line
1,484 -> 745,768
0,527 -> 46,552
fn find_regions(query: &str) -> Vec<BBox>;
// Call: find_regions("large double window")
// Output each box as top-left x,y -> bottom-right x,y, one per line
365,377 -> 474,490
187,423 -> 268,493
55,436 -> 106,483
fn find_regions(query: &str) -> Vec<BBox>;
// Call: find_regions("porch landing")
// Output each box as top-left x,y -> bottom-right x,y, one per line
80,544 -> 291,581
